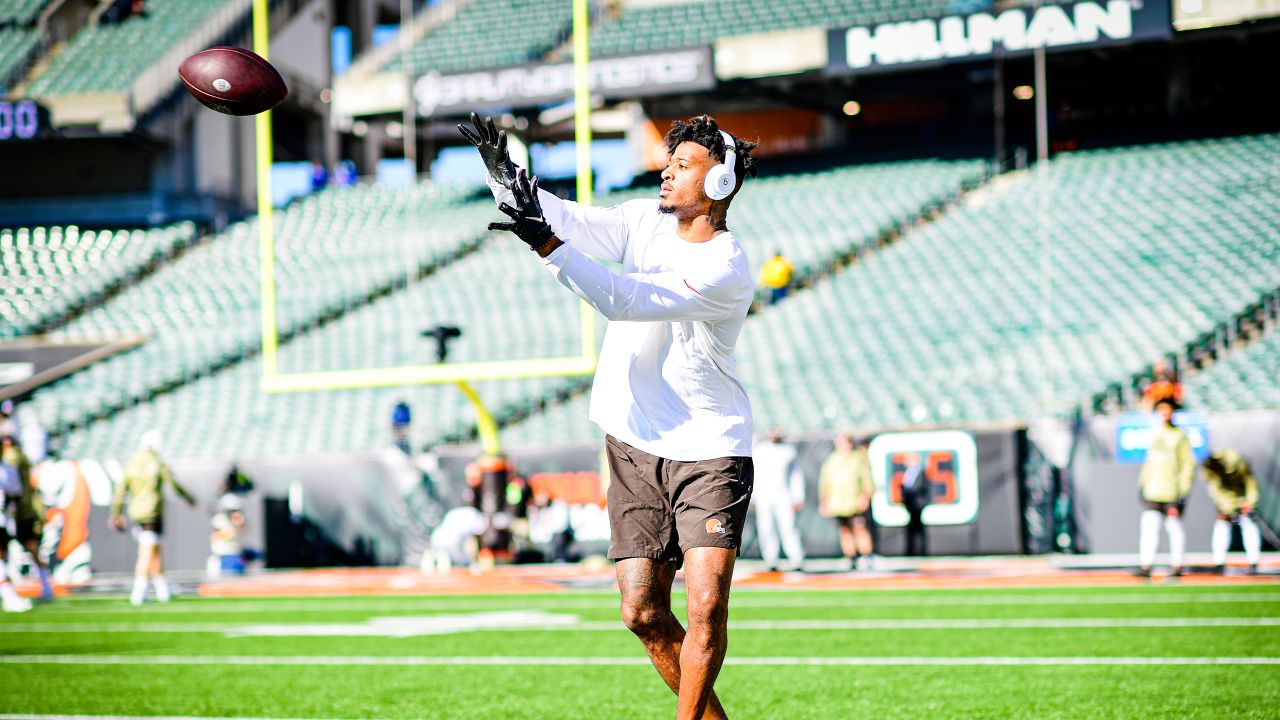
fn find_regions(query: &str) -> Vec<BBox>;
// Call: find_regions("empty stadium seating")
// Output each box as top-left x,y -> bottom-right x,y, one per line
0,222 -> 196,338
731,159 -> 983,280
588,0 -> 951,57
505,134 -> 1280,441
28,0 -> 232,95
54,239 -> 589,460
0,26 -> 37,89
26,182 -> 490,438
1183,332 -> 1280,411
44,157 -> 979,459
383,0 -> 573,75
0,0 -> 51,27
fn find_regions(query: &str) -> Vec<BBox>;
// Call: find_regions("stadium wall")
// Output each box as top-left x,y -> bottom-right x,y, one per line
66,450 -> 425,575
1058,410 -> 1280,554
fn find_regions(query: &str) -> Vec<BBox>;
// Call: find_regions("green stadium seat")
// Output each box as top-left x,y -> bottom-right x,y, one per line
28,0 -> 233,95
0,26 -> 37,89
0,0 -> 51,27
382,0 -> 574,75
0,223 -> 196,337
1183,332 -> 1280,411
505,134 -> 1280,441
47,157 -> 980,459
585,0 -> 950,58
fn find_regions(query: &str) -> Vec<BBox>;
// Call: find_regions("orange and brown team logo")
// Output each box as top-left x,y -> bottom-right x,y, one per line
705,518 -> 726,535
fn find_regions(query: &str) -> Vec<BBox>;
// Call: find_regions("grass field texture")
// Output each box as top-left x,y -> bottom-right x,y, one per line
1,583 -> 1277,719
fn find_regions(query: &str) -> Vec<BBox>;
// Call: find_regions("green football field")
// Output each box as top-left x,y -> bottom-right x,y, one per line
1,583 -> 1277,719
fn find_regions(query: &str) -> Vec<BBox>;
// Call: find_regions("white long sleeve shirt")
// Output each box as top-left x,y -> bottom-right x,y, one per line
488,179 -> 755,461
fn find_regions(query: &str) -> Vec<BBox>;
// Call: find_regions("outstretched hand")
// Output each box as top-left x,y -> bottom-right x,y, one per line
458,112 -> 517,189
488,168 -> 555,251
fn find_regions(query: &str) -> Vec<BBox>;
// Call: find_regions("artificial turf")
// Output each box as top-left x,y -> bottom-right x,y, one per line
1,584 -> 1277,719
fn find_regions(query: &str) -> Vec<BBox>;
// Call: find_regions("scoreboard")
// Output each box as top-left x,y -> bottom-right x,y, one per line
0,101 -> 48,141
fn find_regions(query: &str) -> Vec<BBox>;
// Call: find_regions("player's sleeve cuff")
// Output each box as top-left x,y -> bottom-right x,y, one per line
540,242 -> 569,269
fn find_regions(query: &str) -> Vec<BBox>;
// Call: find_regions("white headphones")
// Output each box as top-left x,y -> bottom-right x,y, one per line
704,130 -> 738,201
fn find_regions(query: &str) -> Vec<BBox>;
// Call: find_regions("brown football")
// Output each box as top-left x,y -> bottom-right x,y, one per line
178,46 -> 287,116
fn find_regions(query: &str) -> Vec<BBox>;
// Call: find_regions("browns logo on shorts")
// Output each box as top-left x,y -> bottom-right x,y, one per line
605,435 -> 753,565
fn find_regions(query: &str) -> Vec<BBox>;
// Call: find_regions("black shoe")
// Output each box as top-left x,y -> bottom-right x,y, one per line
1170,567 -> 1184,578
1212,564 -> 1226,575
1131,567 -> 1152,578
1249,564 -> 1260,576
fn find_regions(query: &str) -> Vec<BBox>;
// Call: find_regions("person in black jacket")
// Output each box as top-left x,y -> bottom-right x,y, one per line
901,459 -> 931,557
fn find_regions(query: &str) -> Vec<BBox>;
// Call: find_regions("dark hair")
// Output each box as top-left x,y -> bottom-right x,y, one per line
664,115 -> 759,191
1154,397 -> 1179,411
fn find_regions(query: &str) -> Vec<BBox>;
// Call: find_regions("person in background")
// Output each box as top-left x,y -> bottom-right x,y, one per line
392,401 -> 413,455
0,401 -> 16,437
111,431 -> 196,605
209,467 -> 255,577
1133,398 -> 1194,578
223,463 -> 254,494
751,428 -> 806,572
1,435 -> 51,601
1202,449 -> 1262,575
1141,359 -> 1182,411
425,504 -> 487,574
819,434 -> 876,569
758,250 -> 794,305
900,457 -> 931,557
0,458 -> 31,612
310,159 -> 329,192
335,160 -> 357,187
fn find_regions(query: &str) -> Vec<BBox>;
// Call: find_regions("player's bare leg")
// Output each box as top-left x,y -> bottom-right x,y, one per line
677,547 -> 736,720
149,543 -> 171,602
21,538 -> 53,600
837,524 -> 856,558
617,558 -> 729,720
853,519 -> 874,557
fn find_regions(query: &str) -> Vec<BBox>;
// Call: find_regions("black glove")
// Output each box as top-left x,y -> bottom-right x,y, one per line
458,112 -> 517,189
488,168 -> 555,250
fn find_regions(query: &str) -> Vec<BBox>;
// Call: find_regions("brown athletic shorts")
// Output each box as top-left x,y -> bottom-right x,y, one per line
1144,500 -> 1186,514
604,434 -> 753,564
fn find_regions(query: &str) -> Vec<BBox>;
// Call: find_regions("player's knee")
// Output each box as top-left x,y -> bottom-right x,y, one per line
620,599 -> 666,637
685,590 -> 729,630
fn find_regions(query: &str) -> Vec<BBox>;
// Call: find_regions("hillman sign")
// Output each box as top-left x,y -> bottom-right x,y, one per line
828,0 -> 1171,74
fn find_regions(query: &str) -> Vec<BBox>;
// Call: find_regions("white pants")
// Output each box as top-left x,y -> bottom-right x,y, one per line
1212,515 -> 1262,566
755,499 -> 804,569
1139,509 -> 1185,569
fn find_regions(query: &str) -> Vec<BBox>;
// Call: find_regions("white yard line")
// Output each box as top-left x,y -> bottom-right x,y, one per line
2,617 -> 1279,634
0,654 -> 1276,667
32,592 -> 1280,615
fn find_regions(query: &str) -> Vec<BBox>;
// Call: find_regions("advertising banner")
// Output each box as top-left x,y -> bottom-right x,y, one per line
1114,410 -> 1211,464
868,430 -> 981,527
413,47 -> 715,117
827,0 -> 1172,75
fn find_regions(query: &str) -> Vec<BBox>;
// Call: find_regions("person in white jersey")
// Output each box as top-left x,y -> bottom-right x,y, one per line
462,113 -> 758,720
751,428 -> 806,572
